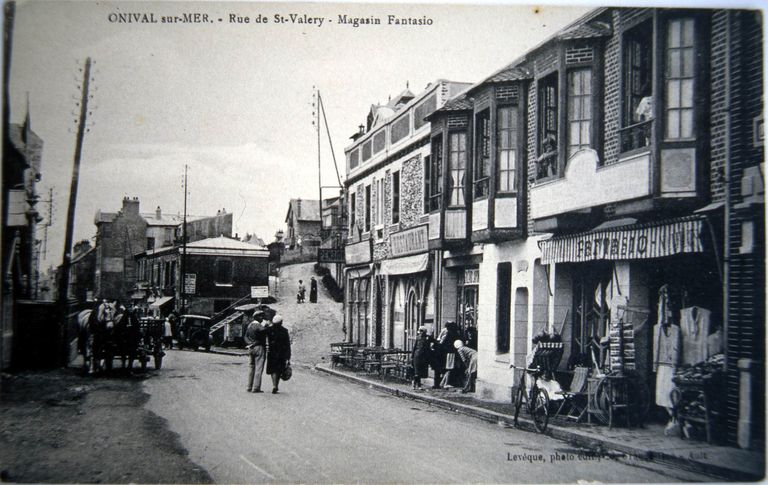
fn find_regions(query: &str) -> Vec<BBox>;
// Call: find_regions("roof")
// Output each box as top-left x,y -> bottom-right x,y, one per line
71,246 -> 96,264
8,123 -> 44,173
557,19 -> 612,41
94,210 -> 118,224
143,213 -> 185,227
485,65 -> 533,84
286,199 -> 321,223
186,236 -> 269,251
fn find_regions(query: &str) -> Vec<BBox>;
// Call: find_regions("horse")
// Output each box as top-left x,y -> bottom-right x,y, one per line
76,301 -> 116,375
113,308 -> 143,371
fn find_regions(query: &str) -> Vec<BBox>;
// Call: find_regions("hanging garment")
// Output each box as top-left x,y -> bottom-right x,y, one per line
657,285 -> 673,327
708,328 -> 724,356
653,323 -> 681,408
680,306 -> 712,365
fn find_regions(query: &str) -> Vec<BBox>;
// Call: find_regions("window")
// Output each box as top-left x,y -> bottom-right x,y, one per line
423,156 -> 431,214
429,136 -> 443,212
497,106 -> 518,193
146,237 -> 155,250
376,178 -> 384,226
216,259 -> 233,284
567,69 -> 593,157
164,228 -> 174,246
349,148 -> 360,170
414,94 -> 436,130
537,73 -> 559,179
496,263 -> 512,353
362,140 -> 372,162
373,130 -> 386,154
349,191 -> 356,235
474,110 -> 491,198
621,20 -> 653,152
391,114 -> 410,144
364,185 -> 371,232
665,18 -> 695,140
448,132 -> 467,206
391,171 -> 400,224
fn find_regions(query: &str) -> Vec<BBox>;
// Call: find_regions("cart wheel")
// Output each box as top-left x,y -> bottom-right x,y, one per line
154,353 -> 163,370
591,377 -> 611,425
530,387 -> 550,433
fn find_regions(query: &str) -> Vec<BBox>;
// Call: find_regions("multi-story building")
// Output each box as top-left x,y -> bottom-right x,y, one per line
285,198 -> 322,248
341,7 -> 763,450
136,236 -> 269,316
425,7 -> 763,449
343,81 -> 471,350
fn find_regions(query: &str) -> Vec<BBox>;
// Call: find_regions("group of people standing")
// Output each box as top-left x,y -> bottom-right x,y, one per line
297,277 -> 318,304
244,310 -> 292,394
411,321 -> 478,394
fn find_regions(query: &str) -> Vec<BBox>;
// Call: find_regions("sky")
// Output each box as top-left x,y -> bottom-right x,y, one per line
8,0 -> 595,269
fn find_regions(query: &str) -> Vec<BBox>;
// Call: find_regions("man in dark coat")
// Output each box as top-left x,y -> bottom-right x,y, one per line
309,276 -> 318,303
411,326 -> 431,390
266,315 -> 291,394
244,311 -> 269,393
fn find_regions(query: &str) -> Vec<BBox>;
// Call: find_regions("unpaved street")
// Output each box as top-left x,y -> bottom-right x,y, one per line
144,350 -> 714,484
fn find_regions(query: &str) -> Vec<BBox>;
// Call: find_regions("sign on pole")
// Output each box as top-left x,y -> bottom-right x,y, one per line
184,273 -> 196,294
251,285 -> 269,299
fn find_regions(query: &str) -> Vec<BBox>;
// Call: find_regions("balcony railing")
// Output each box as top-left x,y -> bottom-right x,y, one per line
619,119 -> 653,154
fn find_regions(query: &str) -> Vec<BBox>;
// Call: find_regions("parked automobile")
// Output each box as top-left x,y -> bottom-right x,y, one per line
177,314 -> 212,351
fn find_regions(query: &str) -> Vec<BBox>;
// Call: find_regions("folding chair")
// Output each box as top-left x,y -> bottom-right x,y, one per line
555,366 -> 591,422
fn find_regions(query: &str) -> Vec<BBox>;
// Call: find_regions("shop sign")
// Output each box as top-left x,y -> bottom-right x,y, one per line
390,225 -> 428,258
345,240 -> 371,265
184,273 -> 196,294
318,247 -> 345,263
251,286 -> 269,298
464,268 -> 479,285
541,217 -> 704,265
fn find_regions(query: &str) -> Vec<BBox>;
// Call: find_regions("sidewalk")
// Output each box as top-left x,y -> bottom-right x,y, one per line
315,363 -> 765,482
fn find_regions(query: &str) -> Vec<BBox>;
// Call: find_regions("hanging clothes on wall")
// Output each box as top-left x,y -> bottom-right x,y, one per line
653,322 -> 681,408
680,306 -> 713,365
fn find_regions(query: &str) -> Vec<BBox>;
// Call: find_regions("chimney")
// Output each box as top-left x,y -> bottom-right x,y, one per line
155,206 -> 162,219
296,199 -> 302,218
358,124 -> 365,135
122,196 -> 140,216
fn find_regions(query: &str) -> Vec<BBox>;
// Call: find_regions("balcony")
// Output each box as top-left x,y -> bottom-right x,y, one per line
530,148 -> 652,220
619,119 -> 653,154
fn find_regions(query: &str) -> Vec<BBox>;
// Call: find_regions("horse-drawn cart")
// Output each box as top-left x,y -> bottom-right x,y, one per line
138,317 -> 166,370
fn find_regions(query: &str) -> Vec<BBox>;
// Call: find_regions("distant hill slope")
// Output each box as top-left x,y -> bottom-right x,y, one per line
270,262 -> 345,366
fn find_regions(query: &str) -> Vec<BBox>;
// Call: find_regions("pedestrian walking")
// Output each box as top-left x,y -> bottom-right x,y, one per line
266,315 -> 291,394
244,311 -> 269,393
297,280 -> 306,303
439,321 -> 464,388
411,326 -> 431,390
163,316 -> 173,349
454,340 -> 478,393
309,276 -> 318,303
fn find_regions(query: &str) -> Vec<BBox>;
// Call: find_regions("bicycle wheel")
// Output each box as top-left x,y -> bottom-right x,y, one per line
530,387 -> 550,433
590,377 -> 611,425
512,376 -> 525,426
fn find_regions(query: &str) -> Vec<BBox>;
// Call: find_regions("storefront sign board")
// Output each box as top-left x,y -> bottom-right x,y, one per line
541,218 -> 704,265
390,225 -> 428,258
345,240 -> 371,265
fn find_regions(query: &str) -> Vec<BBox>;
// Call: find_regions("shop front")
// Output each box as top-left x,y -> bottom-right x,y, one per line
384,225 -> 432,351
441,248 -> 483,350
344,239 -> 372,345
541,215 -> 725,436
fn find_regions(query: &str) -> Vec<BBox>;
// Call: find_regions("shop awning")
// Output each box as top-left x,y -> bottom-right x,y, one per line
149,296 -> 174,309
345,265 -> 372,279
379,253 -> 429,276
540,215 -> 706,265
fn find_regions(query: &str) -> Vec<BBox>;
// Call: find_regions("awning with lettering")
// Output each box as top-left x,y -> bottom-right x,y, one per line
379,253 -> 430,276
540,215 -> 706,265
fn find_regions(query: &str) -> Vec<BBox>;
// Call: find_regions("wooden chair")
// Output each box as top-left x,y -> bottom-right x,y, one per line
555,366 -> 591,422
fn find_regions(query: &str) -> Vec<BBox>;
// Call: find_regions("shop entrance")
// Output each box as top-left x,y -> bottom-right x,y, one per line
374,278 -> 383,347
457,267 -> 479,348
405,289 -> 419,352
571,261 -> 613,367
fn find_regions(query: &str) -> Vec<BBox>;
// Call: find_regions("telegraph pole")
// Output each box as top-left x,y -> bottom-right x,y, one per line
316,89 -> 322,234
58,57 -> 92,365
180,164 -> 188,314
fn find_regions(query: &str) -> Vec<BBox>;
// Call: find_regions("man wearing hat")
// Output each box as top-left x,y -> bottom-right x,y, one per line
244,311 -> 269,393
266,314 -> 291,394
411,326 -> 432,390
454,340 -> 478,394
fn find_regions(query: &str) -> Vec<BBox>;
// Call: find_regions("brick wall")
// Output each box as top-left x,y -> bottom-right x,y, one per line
96,203 -> 147,301
709,11 -> 729,203
400,154 -> 424,228
526,82 -> 537,234
602,10 -> 621,167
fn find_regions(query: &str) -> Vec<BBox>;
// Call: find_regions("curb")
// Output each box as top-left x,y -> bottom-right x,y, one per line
314,365 -> 758,482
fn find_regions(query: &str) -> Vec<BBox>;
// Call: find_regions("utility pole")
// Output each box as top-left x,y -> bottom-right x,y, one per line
58,57 -> 92,365
316,89 -> 323,235
180,164 -> 188,314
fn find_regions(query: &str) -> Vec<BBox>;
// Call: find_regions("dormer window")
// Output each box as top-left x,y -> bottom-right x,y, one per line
448,132 -> 467,207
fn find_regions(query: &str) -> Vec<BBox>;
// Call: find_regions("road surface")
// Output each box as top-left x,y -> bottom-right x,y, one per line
144,350 -> 715,484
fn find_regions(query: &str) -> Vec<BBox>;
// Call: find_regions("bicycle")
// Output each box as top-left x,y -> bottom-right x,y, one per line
511,363 -> 551,433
